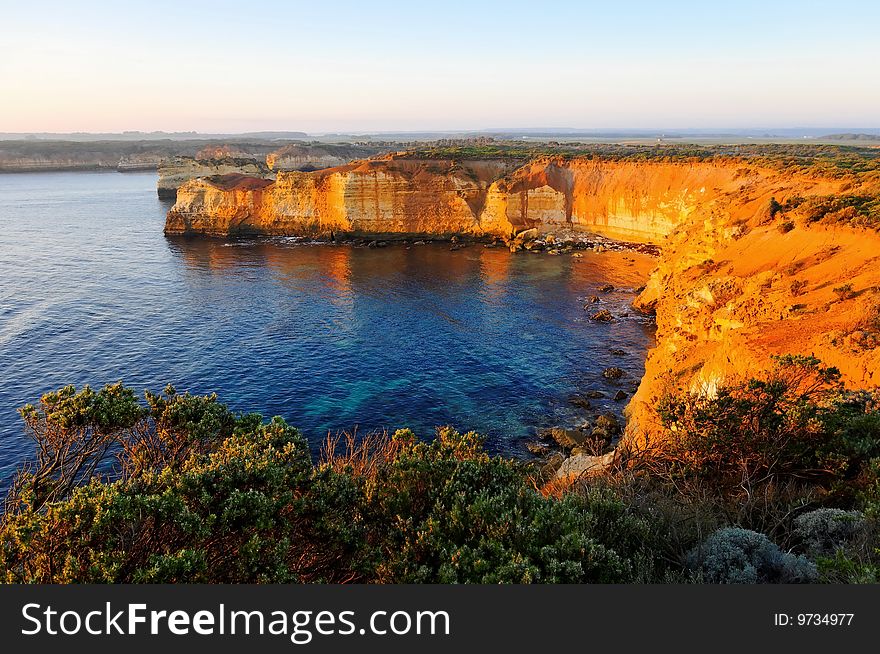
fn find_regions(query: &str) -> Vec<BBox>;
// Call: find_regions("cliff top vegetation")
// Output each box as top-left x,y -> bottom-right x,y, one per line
399,142 -> 880,179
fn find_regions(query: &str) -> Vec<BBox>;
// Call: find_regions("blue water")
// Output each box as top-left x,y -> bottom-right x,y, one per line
0,171 -> 655,486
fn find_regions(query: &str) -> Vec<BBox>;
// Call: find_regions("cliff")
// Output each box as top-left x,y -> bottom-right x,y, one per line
0,139 -> 365,177
165,151 -> 880,447
627,192 -> 880,448
166,156 -> 750,241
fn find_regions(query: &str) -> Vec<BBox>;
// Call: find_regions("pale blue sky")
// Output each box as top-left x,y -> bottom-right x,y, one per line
1,0 -> 877,132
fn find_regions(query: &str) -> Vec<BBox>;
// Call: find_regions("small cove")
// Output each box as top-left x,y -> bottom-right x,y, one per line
0,171 -> 656,489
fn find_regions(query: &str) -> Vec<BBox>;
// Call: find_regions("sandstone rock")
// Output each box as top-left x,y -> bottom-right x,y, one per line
158,156 -> 272,200
265,143 -> 383,172
526,441 -> 550,456
569,396 -> 592,409
599,283 -> 615,293
165,156 -> 726,241
555,451 -> 616,481
584,390 -> 605,398
613,390 -> 628,401
591,309 -> 614,322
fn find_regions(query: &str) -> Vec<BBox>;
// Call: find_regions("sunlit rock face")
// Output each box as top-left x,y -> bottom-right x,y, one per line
166,156 -> 737,241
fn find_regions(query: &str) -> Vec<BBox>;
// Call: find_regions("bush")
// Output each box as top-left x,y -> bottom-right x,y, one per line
793,508 -> 866,558
777,220 -> 795,234
790,279 -> 808,296
833,284 -> 855,301
0,386 -> 663,583
687,527 -> 817,583
656,356 -> 880,499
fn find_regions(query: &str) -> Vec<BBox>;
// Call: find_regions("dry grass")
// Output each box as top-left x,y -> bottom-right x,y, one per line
319,429 -> 406,479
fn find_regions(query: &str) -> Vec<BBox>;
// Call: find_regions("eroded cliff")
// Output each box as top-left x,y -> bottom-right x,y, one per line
166,156 -> 759,242
627,193 -> 880,448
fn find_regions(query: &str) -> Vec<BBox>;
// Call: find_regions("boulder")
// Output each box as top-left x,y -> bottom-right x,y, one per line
603,367 -> 625,380
591,309 -> 614,322
599,283 -> 615,293
595,412 -> 621,434
555,451 -> 616,481
526,441 -> 550,456
613,390 -> 629,401
546,427 -> 588,450
569,396 -> 592,409
515,227 -> 539,242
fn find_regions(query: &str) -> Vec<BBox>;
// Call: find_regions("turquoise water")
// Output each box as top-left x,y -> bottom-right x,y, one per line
0,171 -> 654,486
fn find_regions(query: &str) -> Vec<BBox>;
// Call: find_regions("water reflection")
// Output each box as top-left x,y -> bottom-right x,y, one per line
164,237 -> 655,452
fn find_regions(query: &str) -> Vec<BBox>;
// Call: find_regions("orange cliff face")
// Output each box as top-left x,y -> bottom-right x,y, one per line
624,164 -> 880,448
166,156 -> 755,242
165,154 -> 880,447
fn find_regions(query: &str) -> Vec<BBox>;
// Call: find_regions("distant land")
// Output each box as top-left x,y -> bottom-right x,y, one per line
0,131 -> 309,142
2,127 -> 880,143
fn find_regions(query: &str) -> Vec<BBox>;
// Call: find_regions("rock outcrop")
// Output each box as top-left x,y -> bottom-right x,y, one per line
166,153 -> 880,448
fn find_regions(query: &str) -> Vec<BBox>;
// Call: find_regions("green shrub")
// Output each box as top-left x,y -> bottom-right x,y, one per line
816,550 -> 880,584
0,387 -> 664,583
687,527 -> 817,583
792,508 -> 866,558
656,356 -> 880,499
4,373 -> 878,584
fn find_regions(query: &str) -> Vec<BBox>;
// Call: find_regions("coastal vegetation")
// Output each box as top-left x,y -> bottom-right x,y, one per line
2,354 -> 878,584
404,142 -> 880,178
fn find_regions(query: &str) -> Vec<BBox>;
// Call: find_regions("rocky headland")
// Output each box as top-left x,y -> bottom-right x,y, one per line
164,144 -> 880,477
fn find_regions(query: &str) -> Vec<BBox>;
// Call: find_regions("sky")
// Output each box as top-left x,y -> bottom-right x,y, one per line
1,0 -> 878,133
